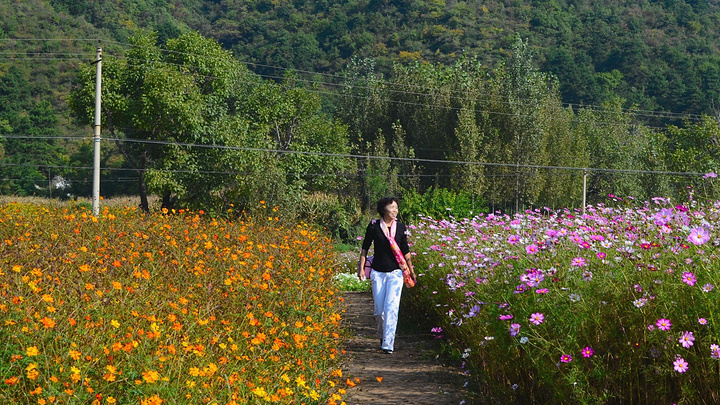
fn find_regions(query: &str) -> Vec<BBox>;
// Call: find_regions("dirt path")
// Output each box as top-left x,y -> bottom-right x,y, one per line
341,291 -> 475,404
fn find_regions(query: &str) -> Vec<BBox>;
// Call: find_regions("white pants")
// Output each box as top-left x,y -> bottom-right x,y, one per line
371,269 -> 403,351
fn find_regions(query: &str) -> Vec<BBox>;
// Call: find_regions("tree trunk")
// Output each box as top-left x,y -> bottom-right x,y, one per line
138,170 -> 149,212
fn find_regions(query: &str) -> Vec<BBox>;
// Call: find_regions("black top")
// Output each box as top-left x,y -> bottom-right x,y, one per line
361,220 -> 410,272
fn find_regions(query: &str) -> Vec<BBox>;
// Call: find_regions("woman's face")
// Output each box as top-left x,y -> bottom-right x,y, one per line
383,201 -> 398,220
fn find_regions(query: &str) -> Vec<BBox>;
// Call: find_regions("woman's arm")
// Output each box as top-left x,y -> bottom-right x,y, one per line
357,249 -> 368,281
404,252 -> 416,282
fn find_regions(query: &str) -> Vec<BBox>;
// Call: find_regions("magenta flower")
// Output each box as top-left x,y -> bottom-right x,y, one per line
507,235 -> 520,245
673,357 -> 689,373
526,244 -> 539,255
596,252 -> 606,260
509,323 -> 521,337
704,172 -> 718,179
581,347 -> 594,357
498,314 -> 514,320
679,331 -> 695,348
656,318 -> 672,331
688,227 -> 710,245
535,288 -> 549,294
431,327 -> 443,333
529,313 -> 545,325
699,318 -> 708,325
560,354 -> 572,363
654,208 -> 673,225
711,344 -> 720,359
682,272 -> 697,287
571,257 -> 586,267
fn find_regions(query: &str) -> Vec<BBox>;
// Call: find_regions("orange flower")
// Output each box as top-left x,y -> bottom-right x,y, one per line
346,378 -> 356,387
4,376 -> 19,385
26,346 -> 39,357
140,395 -> 163,405
40,317 -> 56,329
376,376 -> 383,382
68,350 -> 81,360
142,370 -> 160,384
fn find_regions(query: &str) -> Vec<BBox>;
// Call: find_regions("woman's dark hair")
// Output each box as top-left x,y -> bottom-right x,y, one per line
377,196 -> 399,217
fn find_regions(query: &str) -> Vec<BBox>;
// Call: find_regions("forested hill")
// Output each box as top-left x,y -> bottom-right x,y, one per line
4,0 -> 720,118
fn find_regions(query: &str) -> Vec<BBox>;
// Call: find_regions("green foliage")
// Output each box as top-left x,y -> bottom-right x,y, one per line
401,187 -> 486,221
333,273 -> 371,292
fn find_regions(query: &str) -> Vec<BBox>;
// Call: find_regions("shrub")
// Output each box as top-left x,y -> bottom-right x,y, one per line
401,187 -> 486,222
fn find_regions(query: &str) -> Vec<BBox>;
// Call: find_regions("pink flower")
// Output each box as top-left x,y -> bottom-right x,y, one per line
656,318 -> 672,331
682,272 -> 697,287
560,354 -> 572,363
596,252 -> 606,260
526,244 -> 539,255
673,357 -> 689,373
688,227 -> 710,245
529,313 -> 545,325
535,288 -> 549,294
699,318 -> 708,325
679,331 -> 695,348
498,314 -> 514,320
571,257 -> 586,267
509,323 -> 521,337
507,235 -> 520,245
581,347 -> 594,357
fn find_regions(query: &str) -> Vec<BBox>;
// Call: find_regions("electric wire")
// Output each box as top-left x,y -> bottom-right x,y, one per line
0,39 -> 708,123
0,135 -> 709,177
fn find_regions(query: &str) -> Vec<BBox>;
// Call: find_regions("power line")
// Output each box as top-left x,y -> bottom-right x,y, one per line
0,47 -> 707,126
0,134 -> 709,177
2,38 -> 707,123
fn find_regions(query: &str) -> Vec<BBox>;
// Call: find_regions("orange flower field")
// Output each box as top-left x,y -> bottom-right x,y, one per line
0,203 -> 348,404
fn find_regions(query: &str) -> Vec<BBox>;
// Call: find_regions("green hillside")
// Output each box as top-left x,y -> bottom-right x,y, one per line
4,0 -> 720,117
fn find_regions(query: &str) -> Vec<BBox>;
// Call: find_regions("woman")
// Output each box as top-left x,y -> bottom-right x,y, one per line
357,196 -> 416,354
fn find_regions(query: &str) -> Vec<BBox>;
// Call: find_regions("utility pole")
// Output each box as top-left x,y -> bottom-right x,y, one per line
92,44 -> 102,217
582,169 -> 588,216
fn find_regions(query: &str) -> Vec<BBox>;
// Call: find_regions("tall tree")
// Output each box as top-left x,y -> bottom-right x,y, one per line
480,36 -> 553,212
70,30 -> 250,211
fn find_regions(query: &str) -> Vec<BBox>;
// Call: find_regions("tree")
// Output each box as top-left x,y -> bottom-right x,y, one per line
480,36 -> 553,213
0,65 -> 66,196
70,30 -> 251,211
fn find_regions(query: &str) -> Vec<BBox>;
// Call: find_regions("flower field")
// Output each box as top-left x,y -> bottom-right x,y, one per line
0,203 -> 347,404
406,197 -> 720,404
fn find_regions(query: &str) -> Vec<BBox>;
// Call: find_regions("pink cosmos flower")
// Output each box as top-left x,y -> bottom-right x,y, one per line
507,235 -> 520,244
699,318 -> 708,325
596,252 -> 606,260
688,227 -> 710,245
571,257 -> 586,267
560,354 -> 572,363
711,344 -> 720,359
498,314 -> 514,320
581,347 -> 594,357
673,357 -> 689,373
509,323 -> 521,337
526,244 -> 539,255
535,288 -> 549,294
529,313 -> 545,325
682,272 -> 697,287
656,318 -> 672,331
679,331 -> 695,348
